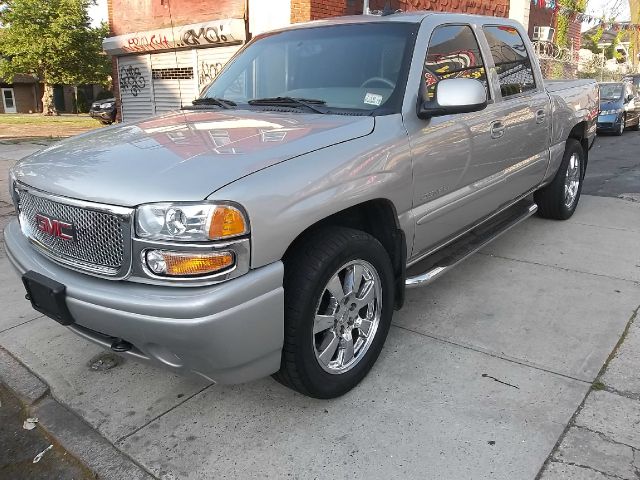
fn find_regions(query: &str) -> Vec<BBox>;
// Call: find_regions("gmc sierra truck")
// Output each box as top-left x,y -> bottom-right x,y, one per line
4,12 -> 598,398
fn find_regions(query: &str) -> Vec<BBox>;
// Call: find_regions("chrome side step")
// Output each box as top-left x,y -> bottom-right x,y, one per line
405,200 -> 537,288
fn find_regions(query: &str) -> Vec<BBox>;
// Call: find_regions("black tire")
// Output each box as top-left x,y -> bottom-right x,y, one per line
615,115 -> 625,136
274,227 -> 395,398
534,138 -> 585,220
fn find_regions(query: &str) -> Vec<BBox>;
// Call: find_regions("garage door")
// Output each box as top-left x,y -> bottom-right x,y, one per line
150,51 -> 199,115
118,55 -> 154,122
196,46 -> 240,92
118,46 -> 241,122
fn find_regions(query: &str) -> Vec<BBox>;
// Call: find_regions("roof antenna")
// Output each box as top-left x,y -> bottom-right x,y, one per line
381,1 -> 396,16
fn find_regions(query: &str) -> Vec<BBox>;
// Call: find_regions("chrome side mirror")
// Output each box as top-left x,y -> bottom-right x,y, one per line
418,78 -> 488,119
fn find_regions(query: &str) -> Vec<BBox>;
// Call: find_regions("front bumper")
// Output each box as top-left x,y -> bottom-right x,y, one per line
3,219 -> 284,384
89,109 -> 115,122
597,114 -> 622,132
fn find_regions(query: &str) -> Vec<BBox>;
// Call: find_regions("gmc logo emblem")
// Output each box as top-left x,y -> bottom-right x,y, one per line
35,213 -> 75,241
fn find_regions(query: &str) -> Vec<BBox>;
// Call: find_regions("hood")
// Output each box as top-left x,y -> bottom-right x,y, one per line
599,99 -> 623,111
12,109 -> 374,206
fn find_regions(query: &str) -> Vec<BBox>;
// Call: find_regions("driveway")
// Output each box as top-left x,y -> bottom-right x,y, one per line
0,134 -> 639,479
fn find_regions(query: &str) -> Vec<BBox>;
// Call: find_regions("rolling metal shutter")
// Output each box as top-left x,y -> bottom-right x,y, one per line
117,55 -> 154,122
118,46 -> 241,122
195,46 -> 240,92
150,51 -> 198,115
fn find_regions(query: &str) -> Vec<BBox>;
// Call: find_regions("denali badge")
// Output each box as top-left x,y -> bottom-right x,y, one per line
35,213 -> 76,241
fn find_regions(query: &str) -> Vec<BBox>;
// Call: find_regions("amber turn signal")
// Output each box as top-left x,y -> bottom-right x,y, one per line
146,250 -> 234,277
208,206 -> 248,240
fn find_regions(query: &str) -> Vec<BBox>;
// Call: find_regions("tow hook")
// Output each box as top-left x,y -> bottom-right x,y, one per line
110,338 -> 133,353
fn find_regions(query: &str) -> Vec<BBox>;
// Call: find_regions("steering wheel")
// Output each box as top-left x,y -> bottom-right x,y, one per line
360,77 -> 396,89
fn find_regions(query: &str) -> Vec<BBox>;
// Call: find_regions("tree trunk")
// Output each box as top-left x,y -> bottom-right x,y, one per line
41,83 -> 57,116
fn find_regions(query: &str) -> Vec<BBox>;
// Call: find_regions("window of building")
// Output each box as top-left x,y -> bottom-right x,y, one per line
423,24 -> 488,101
483,25 -> 536,98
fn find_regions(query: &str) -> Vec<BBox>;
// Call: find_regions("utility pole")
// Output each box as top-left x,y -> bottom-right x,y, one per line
363,0 -> 370,14
631,0 -> 640,71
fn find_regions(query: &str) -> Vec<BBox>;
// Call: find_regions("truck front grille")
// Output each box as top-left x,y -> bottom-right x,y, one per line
16,186 -> 132,277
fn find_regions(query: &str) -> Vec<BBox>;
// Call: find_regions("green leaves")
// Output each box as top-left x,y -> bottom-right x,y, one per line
0,0 -> 110,85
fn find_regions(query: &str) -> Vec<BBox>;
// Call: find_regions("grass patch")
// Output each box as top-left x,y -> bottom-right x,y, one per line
0,114 -> 98,127
591,381 -> 606,391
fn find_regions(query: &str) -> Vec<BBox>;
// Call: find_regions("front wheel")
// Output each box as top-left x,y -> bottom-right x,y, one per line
274,227 -> 394,398
615,115 -> 625,136
534,139 -> 584,220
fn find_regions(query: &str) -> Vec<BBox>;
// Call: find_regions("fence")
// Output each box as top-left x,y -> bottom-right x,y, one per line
532,40 -> 633,81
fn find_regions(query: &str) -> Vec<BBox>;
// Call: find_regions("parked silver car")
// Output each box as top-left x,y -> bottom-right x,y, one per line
5,12 -> 597,398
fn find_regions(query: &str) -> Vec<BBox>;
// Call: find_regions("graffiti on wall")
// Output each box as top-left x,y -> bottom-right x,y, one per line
198,61 -> 224,88
104,19 -> 246,55
119,65 -> 146,97
182,26 -> 230,47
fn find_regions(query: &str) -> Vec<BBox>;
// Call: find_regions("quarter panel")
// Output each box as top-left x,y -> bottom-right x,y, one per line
210,115 -> 414,268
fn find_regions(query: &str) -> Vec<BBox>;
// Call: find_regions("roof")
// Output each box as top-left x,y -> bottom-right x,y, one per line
268,11 -> 522,34
582,24 -> 632,45
0,73 -> 38,84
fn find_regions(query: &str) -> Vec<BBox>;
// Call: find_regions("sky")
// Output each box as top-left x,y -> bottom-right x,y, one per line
583,0 -> 630,21
88,0 -> 108,27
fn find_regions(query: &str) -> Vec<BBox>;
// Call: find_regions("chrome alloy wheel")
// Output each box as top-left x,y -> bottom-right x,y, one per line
312,260 -> 382,375
564,152 -> 581,209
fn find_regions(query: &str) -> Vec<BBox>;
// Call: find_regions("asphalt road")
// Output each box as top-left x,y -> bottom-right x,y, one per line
583,129 -> 640,199
0,386 -> 93,480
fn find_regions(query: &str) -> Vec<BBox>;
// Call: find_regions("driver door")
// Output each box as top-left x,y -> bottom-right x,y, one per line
405,23 -> 507,259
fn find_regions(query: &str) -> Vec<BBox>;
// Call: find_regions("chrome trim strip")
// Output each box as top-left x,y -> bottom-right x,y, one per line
15,181 -> 134,217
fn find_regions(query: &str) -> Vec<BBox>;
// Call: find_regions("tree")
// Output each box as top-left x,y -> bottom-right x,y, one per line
0,0 -> 111,115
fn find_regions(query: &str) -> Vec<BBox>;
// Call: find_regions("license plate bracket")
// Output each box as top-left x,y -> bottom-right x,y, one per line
22,271 -> 74,326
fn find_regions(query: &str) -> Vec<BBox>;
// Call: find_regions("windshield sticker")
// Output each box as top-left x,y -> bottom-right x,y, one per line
364,93 -> 383,106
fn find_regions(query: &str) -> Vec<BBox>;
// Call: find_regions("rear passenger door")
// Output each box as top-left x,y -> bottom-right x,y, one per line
480,25 -> 550,202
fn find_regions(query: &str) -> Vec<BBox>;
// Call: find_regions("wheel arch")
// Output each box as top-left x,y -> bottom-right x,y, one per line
567,121 -> 589,172
283,198 -> 407,310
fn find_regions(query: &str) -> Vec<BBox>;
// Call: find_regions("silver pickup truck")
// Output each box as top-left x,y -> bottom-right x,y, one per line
5,12 -> 597,398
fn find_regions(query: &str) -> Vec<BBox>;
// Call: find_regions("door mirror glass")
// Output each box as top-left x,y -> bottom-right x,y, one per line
626,94 -> 634,103
418,78 -> 487,119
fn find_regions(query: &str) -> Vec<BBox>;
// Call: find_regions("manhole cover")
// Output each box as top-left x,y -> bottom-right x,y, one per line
88,352 -> 123,371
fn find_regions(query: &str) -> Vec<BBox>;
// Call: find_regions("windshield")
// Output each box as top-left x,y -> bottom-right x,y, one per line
201,23 -> 418,113
600,84 -> 623,101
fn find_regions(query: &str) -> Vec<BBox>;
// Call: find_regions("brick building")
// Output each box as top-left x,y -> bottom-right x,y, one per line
0,74 -> 41,114
105,0 -> 527,122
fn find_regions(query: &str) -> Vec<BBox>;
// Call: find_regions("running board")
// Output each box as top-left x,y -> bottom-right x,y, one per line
405,200 -> 538,288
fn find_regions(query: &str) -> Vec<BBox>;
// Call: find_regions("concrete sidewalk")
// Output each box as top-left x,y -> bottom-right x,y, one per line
1,142 -> 639,478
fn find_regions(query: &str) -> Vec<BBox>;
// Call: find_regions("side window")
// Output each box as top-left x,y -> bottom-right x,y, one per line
483,25 -> 536,98
423,25 -> 488,101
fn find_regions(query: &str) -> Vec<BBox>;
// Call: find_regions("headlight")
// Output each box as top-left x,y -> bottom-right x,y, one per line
100,102 -> 115,109
600,109 -> 623,115
136,202 -> 249,242
8,170 -> 20,214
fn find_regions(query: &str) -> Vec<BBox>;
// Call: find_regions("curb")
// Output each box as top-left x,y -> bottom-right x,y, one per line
0,347 -> 155,480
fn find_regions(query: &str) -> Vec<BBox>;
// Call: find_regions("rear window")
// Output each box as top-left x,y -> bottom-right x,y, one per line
483,25 -> 536,98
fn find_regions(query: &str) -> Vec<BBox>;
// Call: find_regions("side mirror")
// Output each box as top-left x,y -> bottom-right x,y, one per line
626,94 -> 634,103
418,78 -> 488,119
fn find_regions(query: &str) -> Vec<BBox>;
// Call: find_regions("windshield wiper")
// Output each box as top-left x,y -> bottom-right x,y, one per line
248,97 -> 328,114
191,97 -> 237,109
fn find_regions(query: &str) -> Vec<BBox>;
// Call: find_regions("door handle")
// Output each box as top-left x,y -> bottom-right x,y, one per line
490,120 -> 505,139
535,109 -> 547,124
